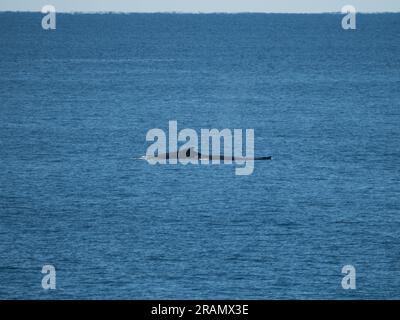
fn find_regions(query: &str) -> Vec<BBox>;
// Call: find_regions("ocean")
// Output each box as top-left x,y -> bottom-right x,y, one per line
0,12 -> 399,299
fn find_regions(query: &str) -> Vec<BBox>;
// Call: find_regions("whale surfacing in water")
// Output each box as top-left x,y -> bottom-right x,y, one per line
140,147 -> 271,161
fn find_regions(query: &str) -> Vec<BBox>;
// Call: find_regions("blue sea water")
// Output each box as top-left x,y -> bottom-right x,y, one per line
0,13 -> 399,299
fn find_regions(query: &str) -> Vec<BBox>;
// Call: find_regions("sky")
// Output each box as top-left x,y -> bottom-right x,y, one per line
1,0 -> 400,13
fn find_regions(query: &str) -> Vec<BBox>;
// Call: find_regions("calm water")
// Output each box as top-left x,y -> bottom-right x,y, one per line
0,13 -> 399,299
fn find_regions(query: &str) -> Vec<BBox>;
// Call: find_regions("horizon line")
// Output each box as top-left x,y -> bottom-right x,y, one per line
1,10 -> 400,14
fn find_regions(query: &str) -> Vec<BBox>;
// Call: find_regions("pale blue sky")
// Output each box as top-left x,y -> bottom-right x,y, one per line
1,0 -> 400,13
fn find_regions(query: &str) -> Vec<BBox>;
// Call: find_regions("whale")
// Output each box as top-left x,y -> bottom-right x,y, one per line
138,147 -> 271,161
